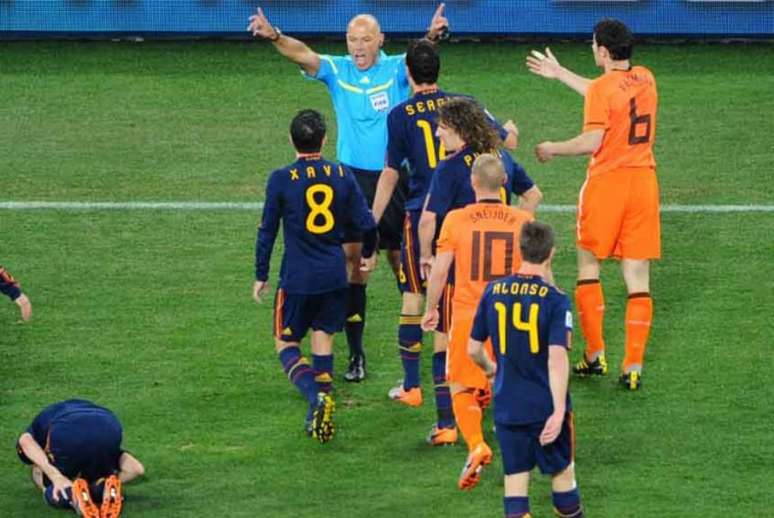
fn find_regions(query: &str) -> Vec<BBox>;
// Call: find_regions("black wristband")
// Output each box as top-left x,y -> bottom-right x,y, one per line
268,27 -> 282,42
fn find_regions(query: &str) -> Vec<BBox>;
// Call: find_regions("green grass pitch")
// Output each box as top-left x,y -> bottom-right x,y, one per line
1,40 -> 773,517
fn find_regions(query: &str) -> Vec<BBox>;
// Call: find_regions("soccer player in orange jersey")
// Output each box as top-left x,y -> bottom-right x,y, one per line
528,19 -> 659,390
422,154 -> 533,490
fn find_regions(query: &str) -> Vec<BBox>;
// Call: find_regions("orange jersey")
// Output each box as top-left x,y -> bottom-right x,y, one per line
583,66 -> 658,177
436,201 -> 533,311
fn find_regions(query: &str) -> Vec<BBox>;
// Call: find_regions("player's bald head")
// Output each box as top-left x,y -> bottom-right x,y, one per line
348,14 -> 381,35
471,153 -> 506,193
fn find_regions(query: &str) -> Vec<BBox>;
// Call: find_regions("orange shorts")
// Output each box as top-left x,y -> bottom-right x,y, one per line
447,307 -> 494,390
577,168 -> 661,260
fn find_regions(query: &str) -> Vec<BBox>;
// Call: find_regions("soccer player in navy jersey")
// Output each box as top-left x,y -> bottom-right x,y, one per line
371,40 -> 523,445
253,109 -> 378,442
468,222 -> 584,518
1,265 -> 32,321
16,399 -> 145,518
248,4 -> 456,383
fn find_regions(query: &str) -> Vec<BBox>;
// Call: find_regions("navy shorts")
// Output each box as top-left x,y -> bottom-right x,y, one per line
342,165 -> 407,250
273,288 -> 348,342
399,210 -> 453,333
496,412 -> 575,476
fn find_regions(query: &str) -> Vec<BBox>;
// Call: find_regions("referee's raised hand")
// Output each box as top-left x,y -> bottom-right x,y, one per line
427,3 -> 449,41
247,7 -> 278,40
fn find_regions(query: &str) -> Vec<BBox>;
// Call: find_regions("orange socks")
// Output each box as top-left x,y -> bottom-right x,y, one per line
452,391 -> 483,451
575,280 -> 606,361
623,293 -> 653,373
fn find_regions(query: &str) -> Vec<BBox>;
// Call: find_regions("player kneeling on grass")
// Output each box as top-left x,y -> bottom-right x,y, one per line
468,222 -> 584,518
16,399 -> 145,518
1,265 -> 32,321
253,109 -> 378,443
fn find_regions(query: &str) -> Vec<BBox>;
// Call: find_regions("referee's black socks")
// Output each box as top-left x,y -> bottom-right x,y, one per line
345,283 -> 367,360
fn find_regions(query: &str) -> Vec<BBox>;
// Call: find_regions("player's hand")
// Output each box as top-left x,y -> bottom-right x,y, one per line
483,362 -> 497,384
360,254 -> 377,272
419,255 -> 434,281
253,281 -> 270,304
50,473 -> 73,503
427,3 -> 449,40
421,308 -> 439,331
539,410 -> 565,446
503,119 -> 519,137
15,293 -> 31,321
247,7 -> 278,40
535,142 -> 555,163
526,47 -> 562,80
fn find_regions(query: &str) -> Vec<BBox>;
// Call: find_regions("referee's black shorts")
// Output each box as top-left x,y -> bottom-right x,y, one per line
342,165 -> 408,251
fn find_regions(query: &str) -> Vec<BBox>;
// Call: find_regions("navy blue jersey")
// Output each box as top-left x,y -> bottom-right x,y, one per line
470,274 -> 573,425
19,399 -> 123,481
386,89 -> 509,212
426,147 -> 535,221
255,156 -> 377,295
0,265 -> 21,301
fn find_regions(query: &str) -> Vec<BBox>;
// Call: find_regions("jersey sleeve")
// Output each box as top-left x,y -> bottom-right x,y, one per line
254,171 -> 283,282
483,107 -> 509,142
470,288 -> 492,342
303,54 -> 343,88
386,108 -> 409,171
434,210 -> 459,255
425,162 -> 455,218
583,79 -> 609,132
502,152 -> 535,196
547,294 -> 573,349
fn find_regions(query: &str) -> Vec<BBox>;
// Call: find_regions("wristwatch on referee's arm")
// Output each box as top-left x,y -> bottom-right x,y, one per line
268,26 -> 282,42
425,26 -> 449,43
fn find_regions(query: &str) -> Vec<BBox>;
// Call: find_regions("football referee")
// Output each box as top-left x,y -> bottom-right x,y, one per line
248,4 -> 454,381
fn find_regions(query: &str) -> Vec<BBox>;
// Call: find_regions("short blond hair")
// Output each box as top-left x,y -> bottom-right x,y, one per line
471,153 -> 506,192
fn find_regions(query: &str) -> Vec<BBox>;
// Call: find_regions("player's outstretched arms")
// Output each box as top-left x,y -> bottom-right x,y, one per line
526,47 -> 591,96
535,129 -> 603,163
118,452 -> 145,483
15,293 -> 31,321
247,7 -> 321,76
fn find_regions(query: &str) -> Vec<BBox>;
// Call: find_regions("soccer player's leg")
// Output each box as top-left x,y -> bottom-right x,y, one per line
618,169 -> 660,390
574,174 -> 626,377
273,289 -> 320,433
343,240 -> 369,381
71,478 -> 101,518
449,315 -> 493,488
99,474 -> 123,518
427,284 -> 456,445
539,412 -> 583,517
307,288 -> 348,443
496,422 -> 536,505
389,211 -> 425,406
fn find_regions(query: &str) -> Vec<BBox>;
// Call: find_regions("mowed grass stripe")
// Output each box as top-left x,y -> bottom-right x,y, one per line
1,201 -> 773,212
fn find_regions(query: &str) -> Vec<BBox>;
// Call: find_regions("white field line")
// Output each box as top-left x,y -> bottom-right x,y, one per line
0,201 -> 773,213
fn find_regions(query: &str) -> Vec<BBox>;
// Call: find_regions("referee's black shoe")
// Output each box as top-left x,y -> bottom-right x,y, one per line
344,355 -> 366,382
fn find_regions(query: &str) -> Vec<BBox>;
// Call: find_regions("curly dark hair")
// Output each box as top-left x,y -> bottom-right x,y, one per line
436,97 -> 499,154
